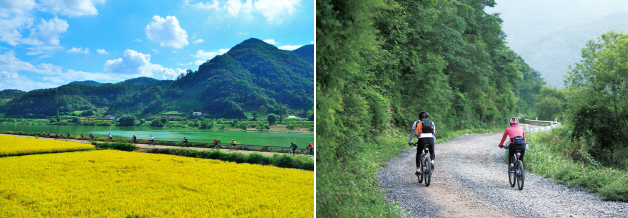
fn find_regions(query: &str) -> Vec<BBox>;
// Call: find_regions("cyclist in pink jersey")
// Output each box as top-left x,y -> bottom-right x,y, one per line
498,117 -> 527,166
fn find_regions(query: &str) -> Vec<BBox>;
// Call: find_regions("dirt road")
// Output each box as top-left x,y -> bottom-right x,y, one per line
377,133 -> 628,217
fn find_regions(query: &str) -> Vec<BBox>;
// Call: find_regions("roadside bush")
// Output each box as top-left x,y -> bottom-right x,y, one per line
96,122 -> 112,126
526,127 -> 628,201
92,142 -> 136,151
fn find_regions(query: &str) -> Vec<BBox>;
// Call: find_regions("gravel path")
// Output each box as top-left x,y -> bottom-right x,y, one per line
377,133 -> 628,218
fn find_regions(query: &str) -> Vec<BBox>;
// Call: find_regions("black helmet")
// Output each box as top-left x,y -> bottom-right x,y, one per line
419,111 -> 429,119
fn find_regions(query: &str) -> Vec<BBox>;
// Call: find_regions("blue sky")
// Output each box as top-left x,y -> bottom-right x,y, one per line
0,0 -> 314,91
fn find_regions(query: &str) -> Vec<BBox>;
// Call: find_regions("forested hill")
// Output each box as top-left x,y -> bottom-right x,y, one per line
0,89 -> 25,99
1,38 -> 313,119
317,0 -> 545,216
293,44 -> 314,64
68,80 -> 104,86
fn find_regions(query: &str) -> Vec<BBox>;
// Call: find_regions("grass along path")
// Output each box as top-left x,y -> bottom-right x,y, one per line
0,133 -> 312,158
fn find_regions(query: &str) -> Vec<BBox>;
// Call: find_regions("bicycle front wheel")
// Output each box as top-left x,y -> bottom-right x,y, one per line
517,160 -> 525,190
424,155 -> 431,187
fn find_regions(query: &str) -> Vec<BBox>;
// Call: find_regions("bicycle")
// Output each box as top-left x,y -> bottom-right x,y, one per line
502,144 -> 526,190
149,139 -> 155,146
414,142 -> 432,187
210,143 -> 220,150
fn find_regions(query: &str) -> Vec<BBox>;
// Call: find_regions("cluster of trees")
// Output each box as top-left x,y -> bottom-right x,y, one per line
317,0 -> 543,161
317,0 -> 544,216
535,30 -> 628,168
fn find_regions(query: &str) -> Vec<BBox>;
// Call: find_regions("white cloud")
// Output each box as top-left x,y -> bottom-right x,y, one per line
192,49 -> 219,59
278,45 -> 301,50
192,39 -> 204,44
263,39 -> 277,44
104,49 -> 184,79
134,38 -> 142,42
177,62 -> 192,66
225,0 -> 253,18
191,48 -> 229,66
0,15 -> 34,46
67,47 -> 89,54
145,15 -> 189,49
97,49 -> 108,54
0,0 -> 36,15
28,16 -> 69,45
172,51 -> 177,54
0,0 -> 107,47
184,0 -> 220,10
39,0 -> 106,17
237,31 -> 248,35
254,0 -> 300,23
186,0 -> 300,23
151,49 -> 159,53
26,45 -> 64,55
0,51 -> 114,91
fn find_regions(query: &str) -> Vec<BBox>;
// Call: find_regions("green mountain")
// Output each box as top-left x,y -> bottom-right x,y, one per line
117,77 -> 161,86
0,89 -> 26,99
158,38 -> 314,118
293,44 -> 314,65
68,80 -> 104,86
1,38 -> 313,119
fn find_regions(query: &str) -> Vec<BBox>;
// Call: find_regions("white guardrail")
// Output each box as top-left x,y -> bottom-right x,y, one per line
521,119 -> 561,133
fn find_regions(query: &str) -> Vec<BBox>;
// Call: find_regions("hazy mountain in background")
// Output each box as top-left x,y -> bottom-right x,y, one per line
486,1 -> 628,86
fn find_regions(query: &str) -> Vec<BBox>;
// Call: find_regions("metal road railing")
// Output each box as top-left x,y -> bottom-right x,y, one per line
520,119 -> 562,133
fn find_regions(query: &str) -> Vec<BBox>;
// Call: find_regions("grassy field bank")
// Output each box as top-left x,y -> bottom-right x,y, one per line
525,126 -> 628,201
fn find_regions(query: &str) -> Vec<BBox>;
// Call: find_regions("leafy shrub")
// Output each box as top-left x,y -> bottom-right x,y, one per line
94,142 -> 136,151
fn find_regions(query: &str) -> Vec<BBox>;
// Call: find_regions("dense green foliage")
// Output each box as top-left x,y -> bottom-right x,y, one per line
534,30 -> 628,169
0,39 -> 313,120
117,115 -> 136,126
525,127 -> 628,201
168,38 -> 313,119
0,89 -> 26,99
146,148 -> 314,171
92,141 -> 137,151
316,0 -> 544,216
292,44 -> 314,65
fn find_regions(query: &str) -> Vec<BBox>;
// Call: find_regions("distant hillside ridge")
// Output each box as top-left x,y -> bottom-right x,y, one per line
0,89 -> 26,99
0,38 -> 314,119
117,77 -> 161,86
293,44 -> 314,65
68,80 -> 103,86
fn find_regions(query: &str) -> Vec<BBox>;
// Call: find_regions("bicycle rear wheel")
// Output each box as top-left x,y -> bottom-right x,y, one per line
508,157 -> 516,187
417,154 -> 424,184
517,160 -> 525,190
424,154 -> 431,187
